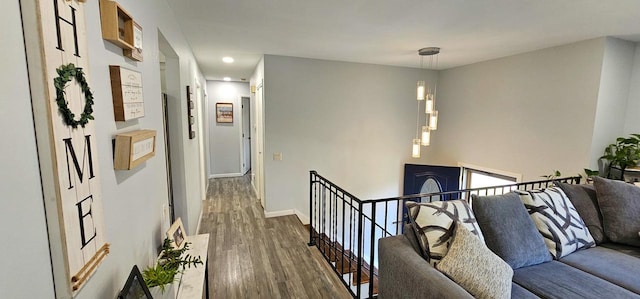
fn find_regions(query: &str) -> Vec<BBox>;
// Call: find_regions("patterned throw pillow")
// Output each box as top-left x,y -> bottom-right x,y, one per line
517,187 -> 595,259
437,222 -> 513,299
406,200 -> 484,266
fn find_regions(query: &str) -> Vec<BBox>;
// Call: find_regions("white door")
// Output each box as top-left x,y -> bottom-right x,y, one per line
241,97 -> 251,175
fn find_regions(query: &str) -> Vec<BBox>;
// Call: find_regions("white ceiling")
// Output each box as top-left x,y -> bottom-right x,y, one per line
167,0 -> 640,81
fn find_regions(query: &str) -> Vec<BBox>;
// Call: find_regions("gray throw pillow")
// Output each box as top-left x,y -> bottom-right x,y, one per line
593,177 -> 640,247
472,193 -> 551,269
436,222 -> 513,299
556,182 -> 607,244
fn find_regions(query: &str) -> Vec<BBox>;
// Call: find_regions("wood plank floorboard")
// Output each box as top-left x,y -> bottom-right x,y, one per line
200,175 -> 351,299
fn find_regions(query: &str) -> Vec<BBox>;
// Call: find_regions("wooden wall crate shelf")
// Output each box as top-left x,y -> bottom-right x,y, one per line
114,130 -> 156,170
100,0 -> 134,50
123,21 -> 143,61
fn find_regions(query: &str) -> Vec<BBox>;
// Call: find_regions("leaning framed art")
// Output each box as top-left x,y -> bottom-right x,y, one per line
166,217 -> 186,249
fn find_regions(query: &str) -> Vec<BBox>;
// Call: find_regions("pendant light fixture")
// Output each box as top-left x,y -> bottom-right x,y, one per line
412,47 -> 440,158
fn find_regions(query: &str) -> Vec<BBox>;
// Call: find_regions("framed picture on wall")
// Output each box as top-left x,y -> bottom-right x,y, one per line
216,103 -> 233,123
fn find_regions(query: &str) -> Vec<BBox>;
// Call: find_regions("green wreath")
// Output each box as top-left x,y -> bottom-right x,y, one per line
54,63 -> 94,128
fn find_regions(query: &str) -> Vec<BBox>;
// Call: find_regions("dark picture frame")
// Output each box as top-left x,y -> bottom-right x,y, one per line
118,265 -> 152,299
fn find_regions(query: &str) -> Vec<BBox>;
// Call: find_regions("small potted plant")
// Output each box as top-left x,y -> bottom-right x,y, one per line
601,134 -> 640,180
143,238 -> 203,299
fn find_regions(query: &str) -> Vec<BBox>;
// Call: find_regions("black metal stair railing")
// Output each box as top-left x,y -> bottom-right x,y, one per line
308,170 -> 581,299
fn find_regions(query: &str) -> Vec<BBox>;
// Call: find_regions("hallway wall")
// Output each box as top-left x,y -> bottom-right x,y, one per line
262,55 -> 436,218
10,0 -> 206,298
0,1 -> 55,297
207,81 -> 251,176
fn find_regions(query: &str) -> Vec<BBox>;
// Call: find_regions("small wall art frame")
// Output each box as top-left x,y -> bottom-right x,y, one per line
216,103 -> 233,123
186,86 -> 196,139
166,217 -> 186,249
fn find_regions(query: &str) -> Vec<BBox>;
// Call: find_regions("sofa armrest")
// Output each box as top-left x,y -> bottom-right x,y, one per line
378,235 -> 473,299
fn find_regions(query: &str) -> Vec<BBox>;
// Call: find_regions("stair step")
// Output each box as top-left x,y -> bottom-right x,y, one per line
353,276 -> 378,295
335,253 -> 356,274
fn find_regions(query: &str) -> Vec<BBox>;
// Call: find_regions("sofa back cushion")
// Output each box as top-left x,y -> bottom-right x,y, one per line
406,200 -> 484,266
593,177 -> 640,247
555,182 -> 607,244
472,192 -> 551,269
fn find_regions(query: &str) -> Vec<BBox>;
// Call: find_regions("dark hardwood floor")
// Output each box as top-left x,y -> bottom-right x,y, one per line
200,175 -> 351,299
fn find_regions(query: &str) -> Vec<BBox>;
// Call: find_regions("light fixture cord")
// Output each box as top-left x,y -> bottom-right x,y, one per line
434,53 -> 439,106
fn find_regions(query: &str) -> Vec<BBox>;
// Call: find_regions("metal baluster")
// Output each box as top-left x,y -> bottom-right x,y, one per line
308,171 -> 315,246
369,203 -> 376,298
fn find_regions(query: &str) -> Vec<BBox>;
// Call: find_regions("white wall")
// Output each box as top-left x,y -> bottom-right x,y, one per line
262,55 -> 436,216
429,38 -> 606,181
589,37 -> 636,168
207,81 -> 250,176
12,0 -> 207,298
624,43 -> 640,134
0,2 -> 56,297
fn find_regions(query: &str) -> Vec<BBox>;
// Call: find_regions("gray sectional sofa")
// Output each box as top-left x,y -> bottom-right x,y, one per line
378,178 -> 640,299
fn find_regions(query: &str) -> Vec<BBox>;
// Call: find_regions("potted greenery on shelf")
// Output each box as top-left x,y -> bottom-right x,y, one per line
601,134 -> 640,180
143,238 -> 203,298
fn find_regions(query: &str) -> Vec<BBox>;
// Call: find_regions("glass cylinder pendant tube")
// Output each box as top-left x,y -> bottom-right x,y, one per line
425,95 -> 434,113
429,111 -> 439,130
421,126 -> 431,146
412,139 -> 421,158
417,81 -> 426,101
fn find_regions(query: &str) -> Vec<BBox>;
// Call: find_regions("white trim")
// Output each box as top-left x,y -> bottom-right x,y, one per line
457,162 -> 523,182
209,172 -> 243,179
264,209 -> 295,218
294,209 -> 309,225
264,209 -> 309,225
195,206 -> 203,234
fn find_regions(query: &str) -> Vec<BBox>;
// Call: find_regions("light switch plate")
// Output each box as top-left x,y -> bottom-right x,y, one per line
273,152 -> 282,161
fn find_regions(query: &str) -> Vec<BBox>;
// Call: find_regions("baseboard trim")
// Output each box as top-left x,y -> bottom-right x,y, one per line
264,209 -> 295,218
264,209 -> 310,225
209,172 -> 243,179
294,209 -> 310,225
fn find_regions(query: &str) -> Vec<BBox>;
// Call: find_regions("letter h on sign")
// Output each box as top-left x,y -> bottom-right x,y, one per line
53,0 -> 80,57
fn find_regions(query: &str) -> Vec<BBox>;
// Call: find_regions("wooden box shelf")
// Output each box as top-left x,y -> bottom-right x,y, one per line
114,130 -> 156,170
100,0 -> 134,50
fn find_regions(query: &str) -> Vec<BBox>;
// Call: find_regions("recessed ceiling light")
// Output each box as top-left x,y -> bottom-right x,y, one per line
222,57 -> 234,63
223,77 -> 231,81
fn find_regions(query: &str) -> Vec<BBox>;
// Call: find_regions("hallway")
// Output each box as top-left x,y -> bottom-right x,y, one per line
200,175 -> 350,299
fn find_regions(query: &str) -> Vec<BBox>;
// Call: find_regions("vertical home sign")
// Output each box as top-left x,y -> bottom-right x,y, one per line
21,0 -> 108,297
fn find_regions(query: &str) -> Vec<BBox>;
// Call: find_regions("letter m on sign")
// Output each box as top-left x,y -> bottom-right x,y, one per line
63,135 -> 95,189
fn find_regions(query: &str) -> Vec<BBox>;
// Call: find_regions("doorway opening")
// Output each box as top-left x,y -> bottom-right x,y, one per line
159,51 -> 175,224
241,96 -> 251,175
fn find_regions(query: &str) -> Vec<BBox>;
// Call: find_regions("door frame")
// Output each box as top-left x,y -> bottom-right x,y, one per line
254,81 -> 265,208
